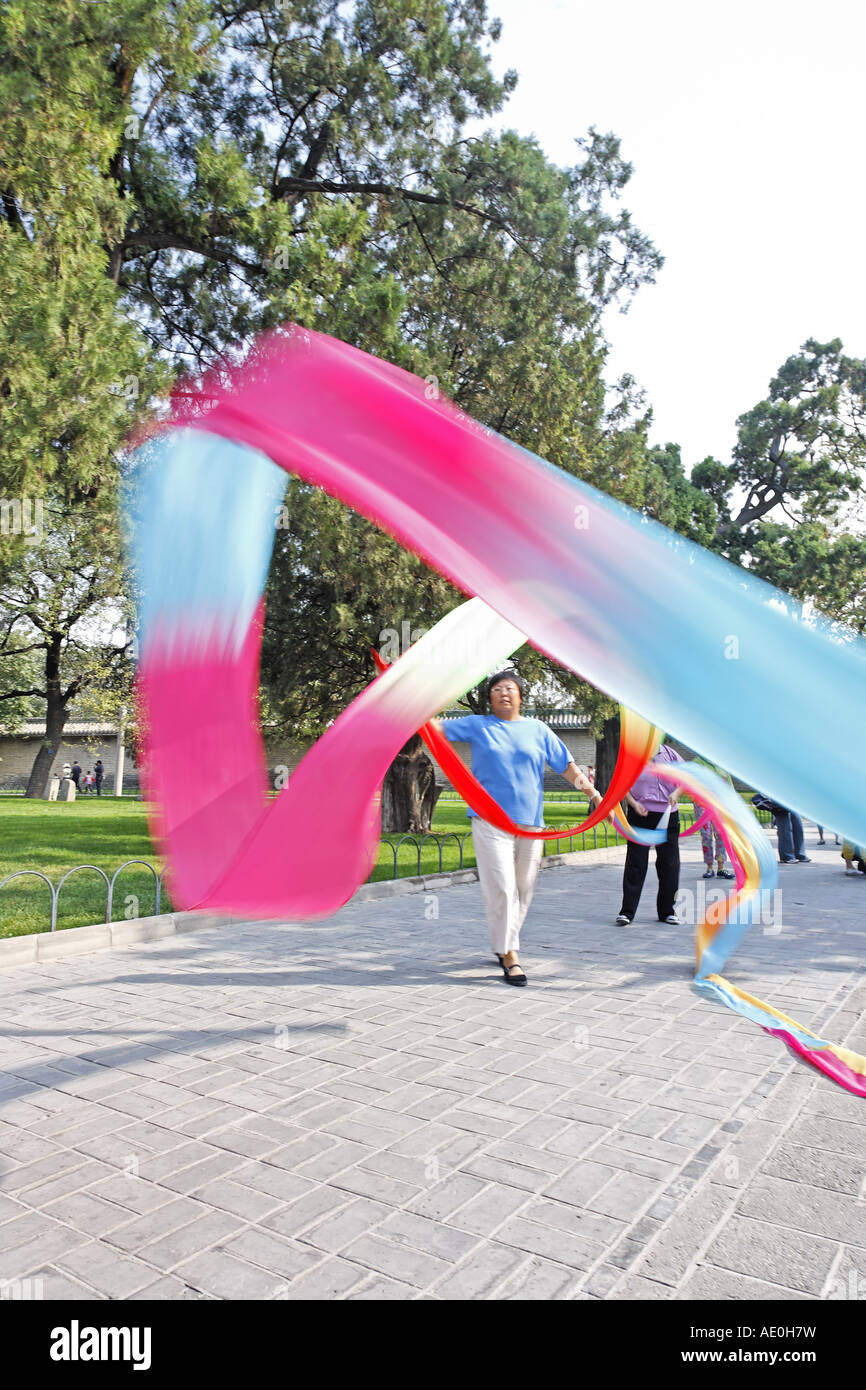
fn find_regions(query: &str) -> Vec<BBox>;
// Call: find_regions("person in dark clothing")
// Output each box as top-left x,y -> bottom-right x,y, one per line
751,794 -> 810,863
616,743 -> 684,926
94,759 -> 104,797
70,761 -> 82,789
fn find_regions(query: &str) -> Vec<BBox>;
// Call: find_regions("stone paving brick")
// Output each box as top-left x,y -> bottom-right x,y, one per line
520,1198 -> 626,1248
42,1191 -> 136,1239
433,1130 -> 489,1168
499,1256 -> 579,1300
138,1211 -> 243,1271
157,1151 -> 246,1195
274,1256 -> 369,1300
342,1233 -> 450,1289
585,1171 -> 663,1223
31,1266 -> 107,1300
55,1243 -> 158,1298
0,1222 -> 90,1279
430,1244 -> 526,1299
294,1140 -> 374,1182
704,1214 -> 837,1296
760,1141 -> 864,1197
227,1162 -> 315,1205
635,1181 -> 732,1286
299,1198 -> 392,1254
572,1134 -> 659,1179
541,1160 -> 618,1208
492,1215 -> 603,1270
787,1114 -> 866,1158
738,1175 -> 866,1245
802,1085 -> 866,1126
446,1184 -> 529,1237
658,1112 -> 721,1149
581,1262 -> 623,1298
330,1166 -> 423,1206
222,1226 -> 322,1280
128,1275 -> 211,1299
680,1265 -> 811,1300
462,1155 -> 550,1194
0,1149 -> 90,1194
377,1210 -> 479,1263
13,1158 -> 117,1208
407,1173 -> 488,1221
106,1196 -> 210,1252
610,1273 -> 673,1299
348,1275 -> 419,1299
0,1210 -> 58,1251
173,1249 -> 287,1299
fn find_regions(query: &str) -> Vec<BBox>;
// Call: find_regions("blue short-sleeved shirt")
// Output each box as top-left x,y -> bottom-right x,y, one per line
441,715 -> 572,826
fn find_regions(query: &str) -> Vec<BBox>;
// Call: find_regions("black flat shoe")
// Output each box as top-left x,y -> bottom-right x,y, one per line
501,961 -> 527,986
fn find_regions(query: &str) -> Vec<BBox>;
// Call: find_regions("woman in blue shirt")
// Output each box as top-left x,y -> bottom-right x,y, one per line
435,670 -> 602,985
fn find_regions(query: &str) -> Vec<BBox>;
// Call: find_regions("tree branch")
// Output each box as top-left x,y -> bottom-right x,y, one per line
272,175 -> 511,232
120,228 -> 262,273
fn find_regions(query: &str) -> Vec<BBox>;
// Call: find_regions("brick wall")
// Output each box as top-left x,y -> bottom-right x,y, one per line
0,736 -> 138,791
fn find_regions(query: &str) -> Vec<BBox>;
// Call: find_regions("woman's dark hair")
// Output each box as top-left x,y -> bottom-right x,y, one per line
486,668 -> 527,704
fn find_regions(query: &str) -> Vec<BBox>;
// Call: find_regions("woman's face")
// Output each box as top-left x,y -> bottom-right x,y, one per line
489,678 -> 521,718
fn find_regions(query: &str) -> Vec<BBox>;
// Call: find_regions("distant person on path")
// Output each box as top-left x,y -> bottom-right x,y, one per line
700,820 -> 735,880
751,794 -> 810,863
435,669 -> 603,986
82,770 -> 95,795
94,759 -> 104,797
616,742 -> 684,927
70,761 -> 82,789
776,807 -> 810,864
816,824 -> 841,846
692,756 -> 735,880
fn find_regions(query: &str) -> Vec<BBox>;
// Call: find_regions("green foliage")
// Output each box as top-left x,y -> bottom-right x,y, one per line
2,0 -> 670,749
688,338 -> 866,632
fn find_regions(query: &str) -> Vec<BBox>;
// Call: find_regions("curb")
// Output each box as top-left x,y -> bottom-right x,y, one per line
0,845 -> 626,970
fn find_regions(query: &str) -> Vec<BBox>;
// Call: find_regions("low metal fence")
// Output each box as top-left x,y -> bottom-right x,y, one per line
1,804 -> 778,932
0,861 -> 167,933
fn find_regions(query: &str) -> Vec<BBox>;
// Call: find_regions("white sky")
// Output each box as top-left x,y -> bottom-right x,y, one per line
480,0 -> 866,470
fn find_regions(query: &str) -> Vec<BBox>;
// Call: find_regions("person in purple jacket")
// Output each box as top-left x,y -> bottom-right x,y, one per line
615,742 -> 684,927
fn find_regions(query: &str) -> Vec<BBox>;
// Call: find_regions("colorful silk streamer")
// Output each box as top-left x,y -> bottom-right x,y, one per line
126,325 -> 866,1093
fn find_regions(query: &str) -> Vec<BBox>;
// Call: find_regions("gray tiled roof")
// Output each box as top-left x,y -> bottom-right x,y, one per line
445,708 -> 591,730
0,721 -> 121,737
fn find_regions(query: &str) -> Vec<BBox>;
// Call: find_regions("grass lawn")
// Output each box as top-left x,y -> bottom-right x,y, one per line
0,800 -> 168,938
0,792 -> 714,937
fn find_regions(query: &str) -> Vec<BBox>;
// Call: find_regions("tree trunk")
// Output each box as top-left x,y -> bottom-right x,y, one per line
381,733 -> 443,833
25,637 -> 67,798
595,711 -> 621,798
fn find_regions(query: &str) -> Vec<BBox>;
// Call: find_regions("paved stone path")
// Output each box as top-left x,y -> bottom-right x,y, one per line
1,830 -> 865,1301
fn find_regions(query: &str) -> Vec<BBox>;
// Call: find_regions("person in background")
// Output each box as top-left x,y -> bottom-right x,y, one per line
841,840 -> 866,875
616,741 -> 684,926
776,806 -> 811,864
435,668 -> 605,986
692,756 -> 735,880
94,759 -> 104,797
82,769 -> 95,795
70,760 -> 82,790
700,820 -> 735,880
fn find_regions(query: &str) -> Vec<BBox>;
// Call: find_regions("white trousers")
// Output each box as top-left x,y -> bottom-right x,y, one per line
471,818 -> 544,956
